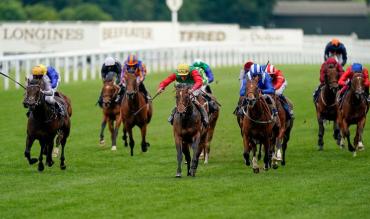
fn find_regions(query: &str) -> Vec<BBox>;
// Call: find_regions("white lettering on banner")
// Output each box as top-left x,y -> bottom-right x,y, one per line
180,31 -> 226,42
102,27 -> 152,40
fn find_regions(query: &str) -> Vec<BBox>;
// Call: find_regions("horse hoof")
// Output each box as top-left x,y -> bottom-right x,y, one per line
60,165 -> 67,170
99,140 -> 105,146
141,146 -> 148,152
29,158 -> 38,165
281,161 -> 286,166
253,168 -> 259,174
124,142 -> 128,147
47,160 -> 54,167
175,173 -> 182,178
38,163 -> 44,172
111,146 -> 117,151
146,142 -> 150,147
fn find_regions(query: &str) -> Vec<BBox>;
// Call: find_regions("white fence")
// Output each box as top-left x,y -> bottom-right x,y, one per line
1,40 -> 370,90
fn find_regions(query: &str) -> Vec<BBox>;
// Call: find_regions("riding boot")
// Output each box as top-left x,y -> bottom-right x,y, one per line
26,110 -> 31,117
264,95 -> 278,117
55,101 -> 65,117
313,84 -> 322,103
193,100 -> 209,127
97,92 -> 103,108
168,107 -> 176,125
115,85 -> 126,103
205,85 -> 213,94
139,83 -> 151,103
279,95 -> 294,119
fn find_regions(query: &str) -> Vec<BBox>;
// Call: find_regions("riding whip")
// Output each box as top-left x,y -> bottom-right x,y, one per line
133,91 -> 161,116
0,72 -> 26,89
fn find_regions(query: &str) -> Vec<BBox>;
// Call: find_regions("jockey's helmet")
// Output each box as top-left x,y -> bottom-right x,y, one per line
126,54 -> 138,66
265,64 -> 276,75
249,64 -> 262,77
104,57 -> 115,67
244,60 -> 253,71
331,38 -> 340,47
32,64 -> 47,76
352,63 -> 362,73
193,59 -> 204,66
177,63 -> 190,76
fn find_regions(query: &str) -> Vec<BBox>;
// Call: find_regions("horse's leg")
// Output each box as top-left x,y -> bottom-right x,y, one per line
122,123 -> 128,147
257,143 -> 262,161
190,134 -> 201,177
46,137 -> 55,167
99,115 -> 107,145
251,142 -> 259,174
175,136 -> 183,178
140,124 -> 149,152
333,121 -> 341,146
25,135 -> 38,165
342,120 -> 355,153
127,125 -> 135,156
60,133 -> 68,170
112,115 -> 121,151
317,117 -> 325,151
355,117 -> 366,151
281,124 -> 292,166
38,139 -> 45,172
107,119 -> 116,150
183,142 -> 191,176
242,133 -> 251,166
263,137 -> 271,171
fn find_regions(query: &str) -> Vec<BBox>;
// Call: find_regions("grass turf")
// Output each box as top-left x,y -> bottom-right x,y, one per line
0,65 -> 370,219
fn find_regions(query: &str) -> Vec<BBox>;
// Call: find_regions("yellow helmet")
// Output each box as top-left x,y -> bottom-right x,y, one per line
177,63 -> 190,76
32,64 -> 47,76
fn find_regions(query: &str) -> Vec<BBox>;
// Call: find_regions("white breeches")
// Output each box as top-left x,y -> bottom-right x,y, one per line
275,81 -> 287,96
45,90 -> 55,104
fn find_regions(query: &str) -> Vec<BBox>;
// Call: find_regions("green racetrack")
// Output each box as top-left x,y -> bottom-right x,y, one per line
1,65 -> 370,219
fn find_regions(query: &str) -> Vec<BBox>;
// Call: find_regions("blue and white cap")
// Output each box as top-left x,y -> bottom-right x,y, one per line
249,64 -> 262,77
352,63 -> 362,73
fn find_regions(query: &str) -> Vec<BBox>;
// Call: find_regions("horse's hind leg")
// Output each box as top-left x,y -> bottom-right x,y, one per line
38,140 -> 45,172
112,116 -> 122,151
342,121 -> 355,153
317,118 -> 325,151
282,125 -> 292,166
99,116 -> 107,145
190,135 -> 201,177
175,136 -> 183,178
140,124 -> 149,152
108,119 -> 116,151
46,138 -> 55,167
183,143 -> 191,176
355,118 -> 366,151
127,126 -> 135,156
25,135 -> 38,165
333,122 -> 341,146
122,124 -> 128,147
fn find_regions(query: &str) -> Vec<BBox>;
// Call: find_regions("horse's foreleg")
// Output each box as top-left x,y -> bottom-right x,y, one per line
127,126 -> 135,156
333,122 -> 341,146
242,132 -> 251,166
46,138 -> 54,167
355,117 -> 366,151
99,116 -> 107,145
251,142 -> 259,174
25,135 -> 38,165
281,125 -> 292,166
190,134 -> 201,177
263,137 -> 271,171
175,136 -> 183,177
107,119 -> 115,150
342,120 -> 355,152
38,140 -> 45,172
183,143 -> 191,176
122,124 -> 128,147
140,124 -> 149,152
317,117 -> 325,150
112,115 -> 122,151
60,135 -> 67,170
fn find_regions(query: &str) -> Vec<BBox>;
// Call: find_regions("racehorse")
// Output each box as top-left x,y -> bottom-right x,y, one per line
23,78 -> 72,171
99,72 -> 122,151
199,101 -> 219,164
337,73 -> 368,155
315,66 -> 341,150
241,76 -> 275,173
270,96 -> 294,168
120,73 -> 152,156
173,84 -> 205,177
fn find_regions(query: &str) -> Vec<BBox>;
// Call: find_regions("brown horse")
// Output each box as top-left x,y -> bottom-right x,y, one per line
315,66 -> 341,150
241,76 -> 275,173
23,78 -> 72,171
173,84 -> 206,177
99,74 -> 122,150
121,73 -> 152,156
337,73 -> 368,155
270,96 -> 294,168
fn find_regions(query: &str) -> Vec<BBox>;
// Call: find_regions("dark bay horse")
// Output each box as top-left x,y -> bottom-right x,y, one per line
99,74 -> 122,151
271,96 -> 294,168
241,76 -> 275,173
173,84 -> 206,177
120,73 -> 152,156
337,73 -> 369,155
23,78 -> 72,171
315,66 -> 341,150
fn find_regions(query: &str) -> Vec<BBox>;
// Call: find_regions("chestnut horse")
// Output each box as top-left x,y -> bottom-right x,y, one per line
121,73 -> 152,156
23,78 -> 72,171
241,76 -> 275,173
173,84 -> 206,177
99,73 -> 122,150
315,66 -> 341,150
337,73 -> 369,155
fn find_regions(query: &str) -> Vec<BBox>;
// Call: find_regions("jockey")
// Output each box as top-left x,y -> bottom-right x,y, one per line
324,38 -> 347,66
236,63 -> 277,116
27,64 -> 65,117
265,64 -> 294,118
157,63 -> 209,126
338,63 -> 370,102
98,57 -> 122,107
313,57 -> 344,102
121,54 -> 150,103
192,59 -> 214,92
239,60 -> 254,88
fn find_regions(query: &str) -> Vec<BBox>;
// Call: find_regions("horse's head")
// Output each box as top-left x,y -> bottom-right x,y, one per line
245,76 -> 260,107
125,73 -> 138,100
351,72 -> 365,99
102,78 -> 119,108
325,65 -> 339,93
175,83 -> 192,115
23,78 -> 44,110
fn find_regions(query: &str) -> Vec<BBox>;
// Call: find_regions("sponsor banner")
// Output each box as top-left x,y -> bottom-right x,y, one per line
240,29 -> 303,52
179,24 -> 240,42
0,22 -> 99,53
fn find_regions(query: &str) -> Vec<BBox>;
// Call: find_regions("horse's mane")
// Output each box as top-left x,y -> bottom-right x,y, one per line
176,83 -> 192,89
104,72 -> 116,82
29,78 -> 41,85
